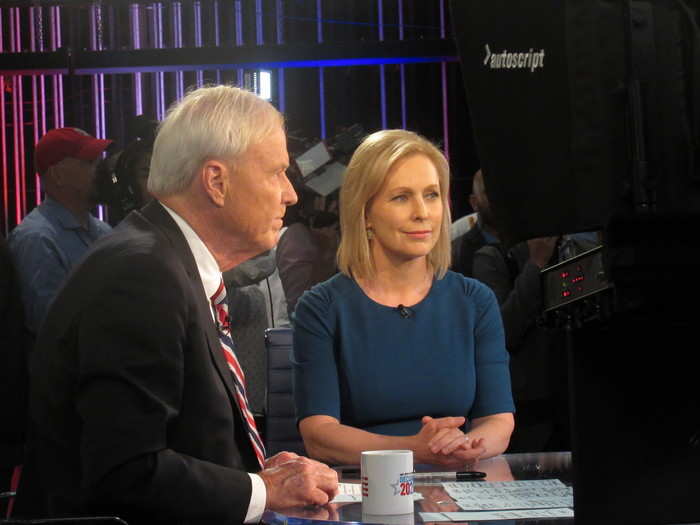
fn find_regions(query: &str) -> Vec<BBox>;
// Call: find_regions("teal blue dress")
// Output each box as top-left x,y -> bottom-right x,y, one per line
292,271 -> 515,436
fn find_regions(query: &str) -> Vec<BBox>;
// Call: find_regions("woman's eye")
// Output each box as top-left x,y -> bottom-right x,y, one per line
391,194 -> 407,202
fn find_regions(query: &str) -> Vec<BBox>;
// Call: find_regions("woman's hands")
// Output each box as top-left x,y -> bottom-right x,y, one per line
414,416 -> 486,467
298,412 -> 512,467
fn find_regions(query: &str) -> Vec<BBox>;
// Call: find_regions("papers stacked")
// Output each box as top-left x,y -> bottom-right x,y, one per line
420,508 -> 574,521
419,479 -> 573,522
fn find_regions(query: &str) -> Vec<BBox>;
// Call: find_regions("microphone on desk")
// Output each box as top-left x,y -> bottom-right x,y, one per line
397,304 -> 413,319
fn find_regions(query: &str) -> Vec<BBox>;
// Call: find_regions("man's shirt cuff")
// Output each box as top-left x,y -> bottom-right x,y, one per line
244,473 -> 267,523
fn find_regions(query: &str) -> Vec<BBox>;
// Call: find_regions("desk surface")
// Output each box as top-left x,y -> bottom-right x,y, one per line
263,451 -> 573,525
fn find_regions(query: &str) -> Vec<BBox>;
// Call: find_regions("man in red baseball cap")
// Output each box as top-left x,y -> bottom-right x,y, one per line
8,127 -> 114,337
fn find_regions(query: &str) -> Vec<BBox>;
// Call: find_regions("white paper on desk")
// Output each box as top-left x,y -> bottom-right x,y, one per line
420,508 -> 574,521
442,479 -> 573,511
331,483 -> 423,503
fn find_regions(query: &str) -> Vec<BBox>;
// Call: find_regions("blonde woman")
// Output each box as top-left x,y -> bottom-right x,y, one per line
292,129 -> 515,467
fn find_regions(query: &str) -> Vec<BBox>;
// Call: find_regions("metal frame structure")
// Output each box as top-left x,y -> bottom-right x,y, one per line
0,0 -> 466,235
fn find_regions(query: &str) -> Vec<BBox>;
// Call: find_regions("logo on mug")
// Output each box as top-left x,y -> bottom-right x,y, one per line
391,472 -> 414,496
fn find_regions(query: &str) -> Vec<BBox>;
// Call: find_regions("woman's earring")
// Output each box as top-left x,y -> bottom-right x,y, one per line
366,228 -> 374,240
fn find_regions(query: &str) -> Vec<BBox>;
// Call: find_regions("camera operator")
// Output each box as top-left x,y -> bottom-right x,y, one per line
275,126 -> 363,318
276,180 -> 340,318
469,171 -> 601,452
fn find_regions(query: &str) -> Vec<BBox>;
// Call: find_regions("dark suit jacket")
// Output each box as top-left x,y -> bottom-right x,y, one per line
472,242 -> 568,452
16,201 -> 258,525
450,225 -> 488,278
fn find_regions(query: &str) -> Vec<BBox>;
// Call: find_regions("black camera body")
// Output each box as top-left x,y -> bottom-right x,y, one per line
95,118 -> 157,225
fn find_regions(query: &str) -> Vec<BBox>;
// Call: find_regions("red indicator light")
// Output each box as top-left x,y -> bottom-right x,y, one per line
560,271 -> 569,278
562,290 -> 571,297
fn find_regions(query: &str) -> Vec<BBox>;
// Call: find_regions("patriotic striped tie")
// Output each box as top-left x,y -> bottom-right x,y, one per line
211,278 -> 266,469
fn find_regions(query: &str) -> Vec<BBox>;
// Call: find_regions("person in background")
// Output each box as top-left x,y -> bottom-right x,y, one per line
472,236 -> 565,452
451,169 -> 499,277
452,168 -> 572,452
293,129 -> 514,466
16,85 -> 338,523
474,229 -> 600,453
276,187 -> 340,317
7,128 -> 113,338
225,245 -> 290,330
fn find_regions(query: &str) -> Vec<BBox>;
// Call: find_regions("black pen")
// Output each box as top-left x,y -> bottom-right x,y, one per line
411,471 -> 486,481
339,468 -> 485,480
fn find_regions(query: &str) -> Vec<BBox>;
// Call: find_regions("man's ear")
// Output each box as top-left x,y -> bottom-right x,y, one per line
201,159 -> 228,207
469,193 -> 478,213
47,166 -> 63,186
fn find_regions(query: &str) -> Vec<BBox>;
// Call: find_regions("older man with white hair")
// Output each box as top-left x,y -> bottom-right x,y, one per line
16,85 -> 338,524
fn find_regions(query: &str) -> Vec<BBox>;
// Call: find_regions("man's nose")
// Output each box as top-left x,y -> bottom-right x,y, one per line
282,173 -> 298,206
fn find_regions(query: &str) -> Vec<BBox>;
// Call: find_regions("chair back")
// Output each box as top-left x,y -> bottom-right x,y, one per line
227,284 -> 268,417
264,328 -> 305,456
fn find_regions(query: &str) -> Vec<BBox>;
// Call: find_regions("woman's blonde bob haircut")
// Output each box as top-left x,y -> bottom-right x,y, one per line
337,129 -> 452,280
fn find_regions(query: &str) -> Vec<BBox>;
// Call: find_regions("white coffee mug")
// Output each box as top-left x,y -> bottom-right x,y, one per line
361,449 -> 414,515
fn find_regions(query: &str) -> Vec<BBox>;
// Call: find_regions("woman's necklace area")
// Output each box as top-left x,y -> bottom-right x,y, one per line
360,268 -> 433,308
